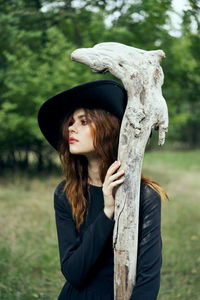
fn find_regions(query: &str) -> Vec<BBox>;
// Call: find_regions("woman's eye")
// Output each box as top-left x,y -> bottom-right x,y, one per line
68,119 -> 89,127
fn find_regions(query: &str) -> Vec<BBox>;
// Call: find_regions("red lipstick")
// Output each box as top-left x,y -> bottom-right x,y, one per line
69,137 -> 79,143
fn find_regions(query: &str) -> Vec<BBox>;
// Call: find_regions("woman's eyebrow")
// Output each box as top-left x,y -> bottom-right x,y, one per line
71,114 -> 87,120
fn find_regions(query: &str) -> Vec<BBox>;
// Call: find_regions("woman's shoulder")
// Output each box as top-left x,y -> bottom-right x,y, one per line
54,179 -> 66,198
54,179 -> 69,211
140,182 -> 161,212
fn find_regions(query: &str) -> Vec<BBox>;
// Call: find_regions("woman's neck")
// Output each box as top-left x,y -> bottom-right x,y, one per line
87,155 -> 102,187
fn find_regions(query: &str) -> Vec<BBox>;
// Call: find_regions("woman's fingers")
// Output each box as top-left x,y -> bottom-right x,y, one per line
108,169 -> 125,184
109,161 -> 121,172
102,161 -> 125,217
103,161 -> 125,195
105,161 -> 121,179
110,178 -> 124,187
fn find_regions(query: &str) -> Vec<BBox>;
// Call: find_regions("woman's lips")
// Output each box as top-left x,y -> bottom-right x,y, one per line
69,138 -> 79,144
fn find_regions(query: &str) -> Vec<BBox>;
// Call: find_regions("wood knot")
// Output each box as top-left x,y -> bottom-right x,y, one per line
154,68 -> 160,84
130,72 -> 138,80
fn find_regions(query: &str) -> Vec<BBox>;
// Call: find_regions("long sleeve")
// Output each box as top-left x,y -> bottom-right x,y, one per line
130,184 -> 162,300
54,181 -> 115,289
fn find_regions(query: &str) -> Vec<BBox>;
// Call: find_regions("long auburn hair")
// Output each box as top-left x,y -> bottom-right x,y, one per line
58,107 -> 169,231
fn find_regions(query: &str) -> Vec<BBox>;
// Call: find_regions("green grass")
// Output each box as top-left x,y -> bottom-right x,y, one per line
0,175 -> 64,299
0,150 -> 200,299
143,150 -> 200,300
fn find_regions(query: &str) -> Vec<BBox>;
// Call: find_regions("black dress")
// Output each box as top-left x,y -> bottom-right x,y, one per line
54,180 -> 162,300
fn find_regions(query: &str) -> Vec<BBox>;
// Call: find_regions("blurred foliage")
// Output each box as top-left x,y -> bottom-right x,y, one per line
0,0 -> 199,169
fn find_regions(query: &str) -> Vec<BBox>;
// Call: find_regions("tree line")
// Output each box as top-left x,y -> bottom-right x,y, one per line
0,0 -> 199,170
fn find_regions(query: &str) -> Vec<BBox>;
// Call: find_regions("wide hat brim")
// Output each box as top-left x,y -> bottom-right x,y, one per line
37,79 -> 127,150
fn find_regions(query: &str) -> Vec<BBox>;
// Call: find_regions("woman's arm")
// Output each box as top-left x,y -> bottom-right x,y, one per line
54,181 -> 115,289
130,184 -> 162,300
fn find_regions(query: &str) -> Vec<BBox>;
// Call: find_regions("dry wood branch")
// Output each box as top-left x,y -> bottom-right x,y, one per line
71,42 -> 168,299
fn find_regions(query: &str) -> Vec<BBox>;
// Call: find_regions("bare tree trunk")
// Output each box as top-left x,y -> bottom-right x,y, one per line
71,42 -> 168,299
36,142 -> 43,171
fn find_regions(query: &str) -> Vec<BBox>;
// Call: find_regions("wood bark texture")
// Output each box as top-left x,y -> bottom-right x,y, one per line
71,42 -> 168,300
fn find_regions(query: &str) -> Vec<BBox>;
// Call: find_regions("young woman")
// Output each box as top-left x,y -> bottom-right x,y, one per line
38,79 -> 168,300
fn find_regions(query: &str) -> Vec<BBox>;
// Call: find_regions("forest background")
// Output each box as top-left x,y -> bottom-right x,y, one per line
0,0 -> 200,170
0,0 -> 200,300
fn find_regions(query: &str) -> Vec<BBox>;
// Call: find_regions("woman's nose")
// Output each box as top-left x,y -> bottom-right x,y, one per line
69,122 -> 78,132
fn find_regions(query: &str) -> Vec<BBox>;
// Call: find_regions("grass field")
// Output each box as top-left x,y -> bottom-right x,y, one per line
0,150 -> 200,300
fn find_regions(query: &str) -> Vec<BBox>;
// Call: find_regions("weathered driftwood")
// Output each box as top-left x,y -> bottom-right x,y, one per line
71,42 -> 168,300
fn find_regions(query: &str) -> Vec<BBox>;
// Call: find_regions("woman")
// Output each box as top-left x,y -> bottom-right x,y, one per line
38,79 -> 168,300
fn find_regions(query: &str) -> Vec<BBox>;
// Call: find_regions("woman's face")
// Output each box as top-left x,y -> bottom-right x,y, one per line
68,108 -> 96,157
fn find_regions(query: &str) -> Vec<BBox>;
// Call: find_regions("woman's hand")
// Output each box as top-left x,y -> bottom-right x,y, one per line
102,161 -> 125,219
